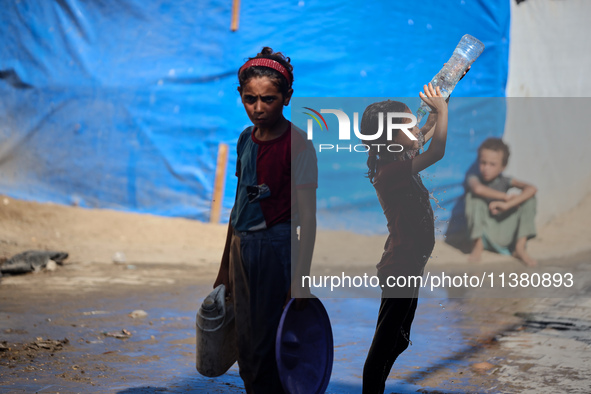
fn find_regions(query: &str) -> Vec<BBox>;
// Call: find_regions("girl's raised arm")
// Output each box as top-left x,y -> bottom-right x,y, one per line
411,84 -> 448,174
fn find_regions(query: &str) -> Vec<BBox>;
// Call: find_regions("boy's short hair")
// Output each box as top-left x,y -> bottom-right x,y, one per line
478,138 -> 510,166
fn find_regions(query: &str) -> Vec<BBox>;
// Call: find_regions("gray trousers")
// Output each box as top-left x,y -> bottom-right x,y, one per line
229,223 -> 294,394
465,193 -> 536,252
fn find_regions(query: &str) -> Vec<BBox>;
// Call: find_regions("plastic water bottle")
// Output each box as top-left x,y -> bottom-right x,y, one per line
416,34 -> 485,123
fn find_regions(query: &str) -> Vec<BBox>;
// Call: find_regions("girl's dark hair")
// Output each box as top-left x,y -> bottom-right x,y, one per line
238,47 -> 294,97
359,100 -> 409,183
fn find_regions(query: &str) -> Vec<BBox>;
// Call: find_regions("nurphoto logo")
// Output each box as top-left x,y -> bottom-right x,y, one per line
302,107 -> 417,153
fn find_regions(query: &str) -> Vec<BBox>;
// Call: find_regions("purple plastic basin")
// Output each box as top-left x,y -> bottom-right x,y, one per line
276,297 -> 334,394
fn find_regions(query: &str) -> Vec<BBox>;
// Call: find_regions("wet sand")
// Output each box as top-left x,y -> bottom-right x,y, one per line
1,195 -> 591,393
1,252 -> 590,393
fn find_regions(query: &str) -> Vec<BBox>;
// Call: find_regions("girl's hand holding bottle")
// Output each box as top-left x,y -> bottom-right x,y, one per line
419,83 -> 447,114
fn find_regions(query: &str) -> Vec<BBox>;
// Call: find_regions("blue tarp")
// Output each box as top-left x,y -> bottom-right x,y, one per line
0,0 -> 509,232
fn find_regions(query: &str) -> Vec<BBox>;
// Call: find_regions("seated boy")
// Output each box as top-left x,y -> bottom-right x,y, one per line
465,138 -> 537,266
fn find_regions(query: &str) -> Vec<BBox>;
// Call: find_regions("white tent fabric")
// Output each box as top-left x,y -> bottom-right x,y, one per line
506,0 -> 590,97
504,0 -> 591,225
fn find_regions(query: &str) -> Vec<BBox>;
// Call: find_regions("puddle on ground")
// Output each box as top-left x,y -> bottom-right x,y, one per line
0,280 -> 491,394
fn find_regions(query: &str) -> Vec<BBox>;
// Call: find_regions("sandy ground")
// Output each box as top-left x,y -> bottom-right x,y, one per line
1,194 -> 591,393
1,192 -> 590,269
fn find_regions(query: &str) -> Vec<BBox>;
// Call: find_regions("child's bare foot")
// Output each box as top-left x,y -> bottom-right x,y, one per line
513,237 -> 537,267
468,238 -> 483,263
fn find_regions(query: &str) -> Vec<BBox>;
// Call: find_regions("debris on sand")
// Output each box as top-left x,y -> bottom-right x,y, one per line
82,310 -> 109,316
28,338 -> 70,351
0,338 -> 69,369
129,310 -> 148,319
103,329 -> 132,339
112,251 -> 126,264
0,250 -> 68,275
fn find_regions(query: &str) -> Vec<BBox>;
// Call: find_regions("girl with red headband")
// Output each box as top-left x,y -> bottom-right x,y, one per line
214,47 -> 317,393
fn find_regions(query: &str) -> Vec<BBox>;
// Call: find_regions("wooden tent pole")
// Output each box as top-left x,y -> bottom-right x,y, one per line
210,143 -> 229,223
231,0 -> 240,31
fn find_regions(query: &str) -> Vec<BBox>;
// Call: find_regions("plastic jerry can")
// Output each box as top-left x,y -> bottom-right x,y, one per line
196,284 -> 237,377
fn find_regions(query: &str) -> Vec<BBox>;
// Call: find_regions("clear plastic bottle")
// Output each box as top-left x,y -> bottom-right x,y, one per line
416,34 -> 485,123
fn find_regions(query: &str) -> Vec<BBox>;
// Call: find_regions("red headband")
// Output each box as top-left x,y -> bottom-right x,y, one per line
239,58 -> 292,86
